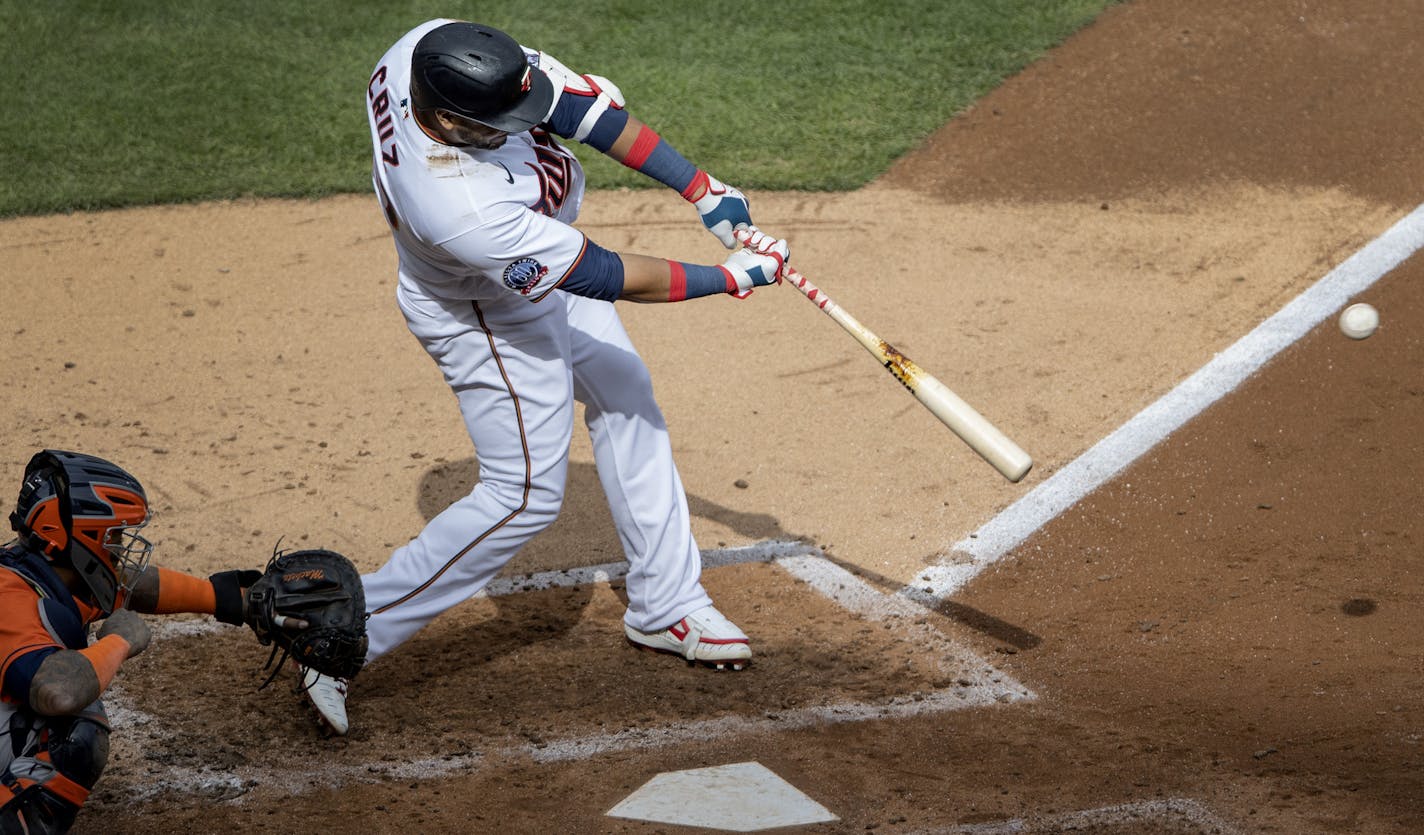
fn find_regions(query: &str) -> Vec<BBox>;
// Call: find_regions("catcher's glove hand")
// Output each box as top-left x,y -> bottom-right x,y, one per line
245,548 -> 368,684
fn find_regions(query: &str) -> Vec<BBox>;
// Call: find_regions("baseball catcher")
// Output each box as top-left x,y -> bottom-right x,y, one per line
1,450 -> 372,833
2,450 -> 282,833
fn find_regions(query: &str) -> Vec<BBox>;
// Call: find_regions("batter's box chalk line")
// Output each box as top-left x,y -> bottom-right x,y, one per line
925,797 -> 1244,835
909,201 -> 1424,604
107,540 -> 1032,801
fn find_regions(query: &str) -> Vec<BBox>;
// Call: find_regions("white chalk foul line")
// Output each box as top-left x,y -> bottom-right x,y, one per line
906,202 -> 1424,602
115,541 -> 1029,800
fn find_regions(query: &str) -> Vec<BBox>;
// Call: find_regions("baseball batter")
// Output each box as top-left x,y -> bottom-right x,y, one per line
298,19 -> 790,735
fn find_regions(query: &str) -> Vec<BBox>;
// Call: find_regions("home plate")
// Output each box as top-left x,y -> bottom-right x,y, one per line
606,761 -> 838,831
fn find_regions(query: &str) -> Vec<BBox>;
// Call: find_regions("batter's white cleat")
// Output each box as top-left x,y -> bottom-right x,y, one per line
625,605 -> 752,670
298,666 -> 350,736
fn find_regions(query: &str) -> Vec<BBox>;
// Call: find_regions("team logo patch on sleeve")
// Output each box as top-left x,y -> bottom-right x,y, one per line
503,257 -> 549,295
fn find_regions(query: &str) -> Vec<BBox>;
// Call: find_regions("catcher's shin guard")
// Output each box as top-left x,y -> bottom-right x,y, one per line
47,715 -> 110,791
0,708 -> 109,834
0,784 -> 82,835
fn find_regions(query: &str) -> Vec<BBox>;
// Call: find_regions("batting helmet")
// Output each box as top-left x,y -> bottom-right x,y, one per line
409,21 -> 555,133
9,450 -> 153,614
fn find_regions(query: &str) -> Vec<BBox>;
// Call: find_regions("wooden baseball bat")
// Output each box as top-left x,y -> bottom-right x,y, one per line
781,265 -> 1033,483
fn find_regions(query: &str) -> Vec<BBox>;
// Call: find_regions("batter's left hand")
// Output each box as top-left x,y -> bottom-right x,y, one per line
692,173 -> 753,249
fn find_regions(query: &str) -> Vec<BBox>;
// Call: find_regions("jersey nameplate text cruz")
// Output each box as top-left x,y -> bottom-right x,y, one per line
368,65 -> 399,167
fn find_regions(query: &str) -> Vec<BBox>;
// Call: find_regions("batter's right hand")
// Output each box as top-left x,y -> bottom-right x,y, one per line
722,227 -> 789,298
98,608 -> 151,658
692,172 -> 753,248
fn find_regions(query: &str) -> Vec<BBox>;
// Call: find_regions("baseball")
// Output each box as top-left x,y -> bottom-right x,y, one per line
1339,303 -> 1379,340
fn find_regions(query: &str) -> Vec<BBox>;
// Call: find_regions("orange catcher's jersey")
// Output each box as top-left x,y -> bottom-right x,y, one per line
0,560 -> 99,708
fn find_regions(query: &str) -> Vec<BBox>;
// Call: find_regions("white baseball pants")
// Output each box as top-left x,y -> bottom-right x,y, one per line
360,280 -> 712,662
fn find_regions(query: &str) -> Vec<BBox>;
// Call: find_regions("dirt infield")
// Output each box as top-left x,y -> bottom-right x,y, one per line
2,0 -> 1419,832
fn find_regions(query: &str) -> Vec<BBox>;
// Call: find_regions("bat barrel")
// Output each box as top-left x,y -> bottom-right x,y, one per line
911,368 -> 1033,482
779,266 -> 1032,482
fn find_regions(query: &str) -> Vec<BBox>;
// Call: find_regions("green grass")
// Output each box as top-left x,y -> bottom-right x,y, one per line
0,0 -> 1116,217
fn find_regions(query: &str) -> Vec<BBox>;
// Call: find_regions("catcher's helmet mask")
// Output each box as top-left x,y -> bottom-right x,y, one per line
409,21 -> 555,133
9,450 -> 153,614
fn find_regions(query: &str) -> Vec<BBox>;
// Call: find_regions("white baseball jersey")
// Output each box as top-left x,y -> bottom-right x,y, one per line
357,20 -> 713,663
368,19 -> 593,303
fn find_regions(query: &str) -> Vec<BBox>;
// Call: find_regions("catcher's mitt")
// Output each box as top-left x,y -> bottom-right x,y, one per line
245,548 -> 368,683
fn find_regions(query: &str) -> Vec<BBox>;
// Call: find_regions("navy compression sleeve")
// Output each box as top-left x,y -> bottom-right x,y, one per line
559,240 -> 736,302
559,239 -> 625,301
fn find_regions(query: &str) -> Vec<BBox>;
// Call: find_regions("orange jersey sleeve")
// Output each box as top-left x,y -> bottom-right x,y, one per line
150,567 -> 217,615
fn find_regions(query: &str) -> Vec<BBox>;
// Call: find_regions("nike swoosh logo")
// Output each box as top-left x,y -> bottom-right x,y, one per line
496,162 -> 514,184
